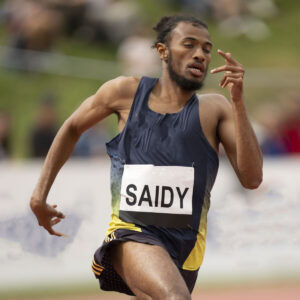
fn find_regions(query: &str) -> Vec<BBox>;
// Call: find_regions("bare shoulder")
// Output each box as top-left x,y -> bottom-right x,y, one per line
104,76 -> 140,98
94,76 -> 141,112
197,93 -> 230,107
197,93 -> 231,118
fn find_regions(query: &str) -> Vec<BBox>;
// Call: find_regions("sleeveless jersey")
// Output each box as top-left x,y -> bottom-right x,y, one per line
105,77 -> 219,270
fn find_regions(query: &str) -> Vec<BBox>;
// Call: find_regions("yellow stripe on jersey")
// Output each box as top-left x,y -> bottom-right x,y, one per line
105,214 -> 142,237
182,193 -> 210,271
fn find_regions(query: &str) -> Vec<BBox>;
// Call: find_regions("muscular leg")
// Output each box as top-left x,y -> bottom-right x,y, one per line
111,242 -> 191,300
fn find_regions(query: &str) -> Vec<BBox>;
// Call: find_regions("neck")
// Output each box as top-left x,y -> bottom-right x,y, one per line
154,69 -> 195,106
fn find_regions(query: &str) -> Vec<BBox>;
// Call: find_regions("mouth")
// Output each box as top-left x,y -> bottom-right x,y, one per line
187,63 -> 205,77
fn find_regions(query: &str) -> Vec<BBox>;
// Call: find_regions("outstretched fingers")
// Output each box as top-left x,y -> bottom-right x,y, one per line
210,49 -> 245,101
210,49 -> 244,75
210,65 -> 244,74
217,49 -> 240,65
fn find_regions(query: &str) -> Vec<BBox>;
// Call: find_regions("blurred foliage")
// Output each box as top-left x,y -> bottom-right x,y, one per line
0,0 -> 299,158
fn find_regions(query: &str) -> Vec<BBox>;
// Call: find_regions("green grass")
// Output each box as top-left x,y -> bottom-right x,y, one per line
0,282 -> 99,300
55,37 -> 118,61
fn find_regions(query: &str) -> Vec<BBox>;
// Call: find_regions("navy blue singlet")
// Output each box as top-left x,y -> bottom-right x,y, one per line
105,76 -> 219,270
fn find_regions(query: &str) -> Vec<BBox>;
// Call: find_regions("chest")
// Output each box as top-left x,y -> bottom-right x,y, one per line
117,95 -> 220,154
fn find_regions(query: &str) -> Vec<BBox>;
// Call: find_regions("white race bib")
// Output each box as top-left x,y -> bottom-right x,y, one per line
119,164 -> 194,227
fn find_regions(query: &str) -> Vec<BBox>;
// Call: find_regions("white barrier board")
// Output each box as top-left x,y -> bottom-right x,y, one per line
0,157 -> 300,288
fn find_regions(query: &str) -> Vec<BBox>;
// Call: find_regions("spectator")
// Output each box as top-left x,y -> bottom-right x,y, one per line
246,0 -> 278,19
83,0 -> 140,44
211,0 -> 246,21
210,0 -> 277,40
255,103 -> 287,156
256,92 -> 300,156
162,0 -> 212,18
117,28 -> 160,77
29,94 -> 58,158
41,0 -> 89,36
0,111 -> 12,159
72,123 -> 110,157
4,0 -> 63,51
280,93 -> 300,154
3,0 -> 63,71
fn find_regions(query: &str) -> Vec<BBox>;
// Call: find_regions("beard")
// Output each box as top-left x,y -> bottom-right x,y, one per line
167,52 -> 205,91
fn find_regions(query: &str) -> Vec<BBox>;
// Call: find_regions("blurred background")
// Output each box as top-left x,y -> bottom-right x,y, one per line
0,0 -> 299,299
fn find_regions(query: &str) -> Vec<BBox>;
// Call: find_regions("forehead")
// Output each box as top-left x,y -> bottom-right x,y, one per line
170,22 -> 211,43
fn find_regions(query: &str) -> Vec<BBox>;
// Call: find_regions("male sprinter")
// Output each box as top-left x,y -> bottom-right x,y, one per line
30,15 -> 263,300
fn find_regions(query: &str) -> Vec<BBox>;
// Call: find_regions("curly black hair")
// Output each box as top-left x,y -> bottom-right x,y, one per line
152,15 -> 208,48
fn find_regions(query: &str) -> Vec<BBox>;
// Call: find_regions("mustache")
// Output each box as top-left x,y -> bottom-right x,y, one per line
187,62 -> 205,73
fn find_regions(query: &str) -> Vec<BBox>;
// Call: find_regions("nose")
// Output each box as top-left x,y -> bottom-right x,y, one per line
193,47 -> 205,62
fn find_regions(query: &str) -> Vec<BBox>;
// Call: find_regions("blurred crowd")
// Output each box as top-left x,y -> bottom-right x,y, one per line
1,90 -> 300,159
255,92 -> 300,156
165,0 -> 278,40
1,0 -> 299,160
1,0 -> 140,48
2,0 -> 279,48
1,0 -> 143,65
0,93 -> 109,159
1,0 -> 279,72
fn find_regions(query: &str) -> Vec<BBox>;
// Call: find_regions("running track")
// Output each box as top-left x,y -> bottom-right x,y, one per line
6,284 -> 300,300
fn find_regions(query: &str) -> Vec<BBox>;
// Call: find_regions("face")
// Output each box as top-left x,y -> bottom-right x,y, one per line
165,22 -> 212,91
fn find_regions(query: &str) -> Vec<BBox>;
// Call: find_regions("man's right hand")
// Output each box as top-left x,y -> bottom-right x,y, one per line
30,199 -> 66,237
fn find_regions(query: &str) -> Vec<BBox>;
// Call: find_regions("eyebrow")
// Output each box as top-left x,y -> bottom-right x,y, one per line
182,37 -> 213,47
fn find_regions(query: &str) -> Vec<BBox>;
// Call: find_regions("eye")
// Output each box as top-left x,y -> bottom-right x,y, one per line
183,44 -> 193,48
203,48 -> 211,54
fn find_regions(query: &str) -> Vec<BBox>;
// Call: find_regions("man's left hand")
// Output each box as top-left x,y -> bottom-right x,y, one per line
210,49 -> 245,102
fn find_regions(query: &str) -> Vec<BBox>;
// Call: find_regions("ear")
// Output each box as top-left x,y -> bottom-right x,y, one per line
156,43 -> 169,62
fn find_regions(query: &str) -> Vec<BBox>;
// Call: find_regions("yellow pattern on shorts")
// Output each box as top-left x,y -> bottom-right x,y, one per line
182,193 -> 210,271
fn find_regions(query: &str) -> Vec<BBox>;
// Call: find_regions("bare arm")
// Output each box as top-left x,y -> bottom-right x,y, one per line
211,50 -> 263,189
30,76 -> 137,236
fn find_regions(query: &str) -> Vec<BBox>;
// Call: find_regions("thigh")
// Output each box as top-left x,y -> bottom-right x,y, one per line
111,241 -> 190,300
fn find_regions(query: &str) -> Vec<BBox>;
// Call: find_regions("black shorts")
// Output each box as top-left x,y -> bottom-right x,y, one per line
92,229 -> 199,296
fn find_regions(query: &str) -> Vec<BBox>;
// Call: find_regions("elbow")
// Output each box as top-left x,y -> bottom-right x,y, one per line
242,180 -> 262,190
64,118 -> 81,141
240,172 -> 263,190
